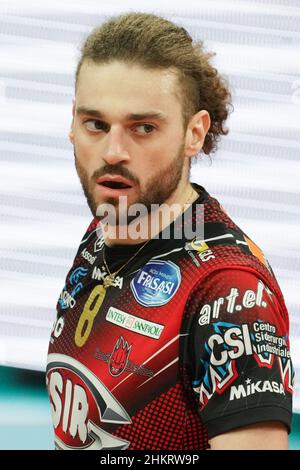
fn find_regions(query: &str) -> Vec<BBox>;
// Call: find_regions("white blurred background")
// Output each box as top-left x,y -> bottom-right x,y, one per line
0,0 -> 299,449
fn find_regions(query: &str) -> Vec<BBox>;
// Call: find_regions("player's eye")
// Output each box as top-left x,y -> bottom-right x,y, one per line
83,120 -> 155,135
84,120 -> 109,132
136,124 -> 155,134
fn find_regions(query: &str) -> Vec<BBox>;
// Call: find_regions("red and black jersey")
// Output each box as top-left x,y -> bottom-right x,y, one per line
46,183 -> 294,450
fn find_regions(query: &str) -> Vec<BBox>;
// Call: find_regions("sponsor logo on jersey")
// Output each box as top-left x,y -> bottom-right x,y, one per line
109,337 -> 131,376
92,266 -> 123,289
50,316 -> 65,344
106,307 -> 164,339
70,266 -> 89,285
191,239 -> 216,263
207,322 -> 253,367
130,260 -> 181,307
190,239 -> 210,252
198,279 -> 270,326
251,321 -> 290,359
193,322 -> 252,408
94,236 -> 105,253
277,357 -> 294,394
95,336 -> 154,378
59,290 -> 77,309
185,231 -> 272,274
81,248 -> 96,265
46,354 -> 131,450
193,360 -> 238,410
203,321 -> 290,367
58,266 -> 89,310
193,321 -> 293,408
185,238 -> 215,265
229,378 -> 285,401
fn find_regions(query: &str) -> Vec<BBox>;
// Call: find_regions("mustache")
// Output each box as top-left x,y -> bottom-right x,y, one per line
73,150 -> 138,185
93,165 -> 138,185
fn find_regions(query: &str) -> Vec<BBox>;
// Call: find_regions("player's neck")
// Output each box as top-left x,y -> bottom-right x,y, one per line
101,183 -> 199,247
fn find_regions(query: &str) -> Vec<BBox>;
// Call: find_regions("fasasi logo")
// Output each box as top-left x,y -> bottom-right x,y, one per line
130,260 -> 181,307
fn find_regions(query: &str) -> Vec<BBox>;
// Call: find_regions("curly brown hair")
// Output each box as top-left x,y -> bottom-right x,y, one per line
75,12 -> 233,157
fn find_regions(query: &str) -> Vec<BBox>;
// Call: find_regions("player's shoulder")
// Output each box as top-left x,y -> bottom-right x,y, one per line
183,192 -> 286,317
189,188 -> 275,279
193,267 -> 275,299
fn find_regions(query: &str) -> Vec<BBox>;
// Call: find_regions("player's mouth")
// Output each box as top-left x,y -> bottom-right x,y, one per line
95,175 -> 134,197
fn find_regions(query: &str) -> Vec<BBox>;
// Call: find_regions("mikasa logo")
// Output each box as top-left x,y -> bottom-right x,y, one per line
230,379 -> 285,401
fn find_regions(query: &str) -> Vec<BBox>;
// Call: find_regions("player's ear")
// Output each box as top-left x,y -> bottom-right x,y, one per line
69,98 -> 75,144
184,110 -> 211,158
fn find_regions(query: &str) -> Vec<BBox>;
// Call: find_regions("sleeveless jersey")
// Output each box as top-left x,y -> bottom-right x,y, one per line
46,183 -> 294,450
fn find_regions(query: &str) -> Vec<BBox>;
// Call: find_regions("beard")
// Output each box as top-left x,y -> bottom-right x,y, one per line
74,140 -> 187,226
